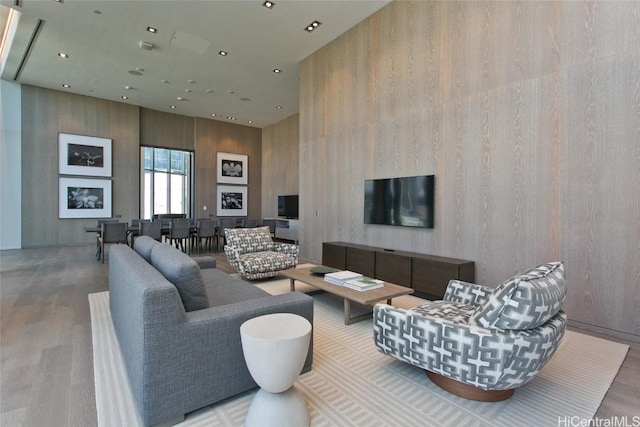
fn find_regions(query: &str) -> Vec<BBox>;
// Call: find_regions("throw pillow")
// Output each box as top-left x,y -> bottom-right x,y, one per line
150,243 -> 209,312
470,262 -> 566,330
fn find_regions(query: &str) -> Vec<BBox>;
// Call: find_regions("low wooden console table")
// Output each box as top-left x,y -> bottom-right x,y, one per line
322,242 -> 475,300
281,267 -> 413,325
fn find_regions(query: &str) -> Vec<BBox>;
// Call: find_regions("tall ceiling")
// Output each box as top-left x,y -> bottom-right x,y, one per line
1,0 -> 391,128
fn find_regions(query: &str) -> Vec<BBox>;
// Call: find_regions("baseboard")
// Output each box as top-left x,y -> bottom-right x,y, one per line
568,320 -> 640,344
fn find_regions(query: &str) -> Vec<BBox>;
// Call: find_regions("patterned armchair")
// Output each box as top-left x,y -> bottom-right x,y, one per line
224,226 -> 298,279
373,262 -> 567,401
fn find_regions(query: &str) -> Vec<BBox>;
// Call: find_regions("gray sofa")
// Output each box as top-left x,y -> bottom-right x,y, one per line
108,236 -> 314,426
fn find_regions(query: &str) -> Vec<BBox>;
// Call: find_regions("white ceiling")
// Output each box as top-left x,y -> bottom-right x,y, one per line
1,0 -> 391,128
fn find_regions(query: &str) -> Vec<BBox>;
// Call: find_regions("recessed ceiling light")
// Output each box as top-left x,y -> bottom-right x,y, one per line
210,113 -> 216,117
121,96 -> 128,100
187,80 -> 196,84
227,116 -> 236,120
176,97 -> 187,101
62,84 -> 70,88
248,120 -> 253,124
170,105 -> 176,109
94,10 -> 101,15
263,1 -> 275,9
58,52 -> 69,58
185,89 -> 192,93
219,51 -> 228,56
124,85 -> 134,90
206,89 -> 214,93
54,0 -> 64,3
305,20 -> 322,32
276,105 -> 282,109
147,26 -> 157,34
161,80 -> 169,84
273,68 -> 281,73
227,90 -> 234,94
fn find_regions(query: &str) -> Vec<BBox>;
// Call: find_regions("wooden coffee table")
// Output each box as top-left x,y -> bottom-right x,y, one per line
281,267 -> 414,325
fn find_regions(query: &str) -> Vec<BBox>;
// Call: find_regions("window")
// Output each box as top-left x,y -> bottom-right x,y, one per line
141,147 -> 193,219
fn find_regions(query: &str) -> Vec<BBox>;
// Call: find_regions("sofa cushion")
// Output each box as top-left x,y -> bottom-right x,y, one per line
224,226 -> 274,254
410,301 -> 478,326
470,262 -> 566,330
133,235 -> 160,263
150,243 -> 209,311
240,251 -> 297,274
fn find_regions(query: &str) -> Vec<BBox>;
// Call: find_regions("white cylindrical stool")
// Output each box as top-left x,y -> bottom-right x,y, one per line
240,313 -> 312,393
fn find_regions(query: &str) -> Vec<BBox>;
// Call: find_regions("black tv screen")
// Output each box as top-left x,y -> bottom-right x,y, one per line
278,195 -> 299,219
364,175 -> 434,228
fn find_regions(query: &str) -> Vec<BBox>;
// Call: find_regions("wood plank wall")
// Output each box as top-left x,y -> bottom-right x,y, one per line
299,1 -> 640,337
20,87 -> 263,246
194,117 -> 262,221
261,114 -> 299,218
21,86 -> 140,246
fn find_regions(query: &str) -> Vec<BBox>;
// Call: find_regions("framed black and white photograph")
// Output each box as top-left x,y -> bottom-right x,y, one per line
217,152 -> 248,185
59,133 -> 112,177
59,177 -> 112,219
217,185 -> 247,217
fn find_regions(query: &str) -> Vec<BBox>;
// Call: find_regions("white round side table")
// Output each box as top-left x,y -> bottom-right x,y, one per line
240,312 -> 312,393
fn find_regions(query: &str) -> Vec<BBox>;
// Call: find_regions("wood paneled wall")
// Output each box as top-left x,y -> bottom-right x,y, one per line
261,114 -> 299,218
19,87 -> 264,246
140,108 -> 194,150
299,1 -> 640,337
194,118 -> 262,221
21,86 -> 140,246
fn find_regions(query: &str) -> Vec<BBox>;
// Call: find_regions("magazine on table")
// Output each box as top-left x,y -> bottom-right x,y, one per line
323,270 -> 362,286
343,277 -> 384,291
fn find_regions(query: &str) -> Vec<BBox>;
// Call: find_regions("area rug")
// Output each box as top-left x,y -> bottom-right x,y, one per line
90,278 -> 629,427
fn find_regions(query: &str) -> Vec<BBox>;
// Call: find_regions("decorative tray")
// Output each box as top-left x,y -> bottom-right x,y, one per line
310,266 -> 339,276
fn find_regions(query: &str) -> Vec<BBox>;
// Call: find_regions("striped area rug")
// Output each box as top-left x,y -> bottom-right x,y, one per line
90,281 -> 629,427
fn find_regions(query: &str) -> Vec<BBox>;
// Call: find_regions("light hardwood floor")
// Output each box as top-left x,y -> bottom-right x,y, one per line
1,244 -> 638,426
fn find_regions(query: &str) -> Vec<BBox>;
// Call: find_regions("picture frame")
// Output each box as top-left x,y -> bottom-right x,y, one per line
59,133 -> 112,177
59,177 -> 112,219
217,185 -> 247,217
217,152 -> 248,185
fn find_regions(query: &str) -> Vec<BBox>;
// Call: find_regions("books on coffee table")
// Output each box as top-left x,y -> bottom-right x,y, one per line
324,270 -> 362,286
343,277 -> 384,291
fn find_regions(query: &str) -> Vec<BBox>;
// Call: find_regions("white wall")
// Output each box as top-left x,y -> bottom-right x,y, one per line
0,80 -> 21,249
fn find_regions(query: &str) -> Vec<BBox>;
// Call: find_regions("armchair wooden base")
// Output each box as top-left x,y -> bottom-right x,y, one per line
425,370 -> 514,402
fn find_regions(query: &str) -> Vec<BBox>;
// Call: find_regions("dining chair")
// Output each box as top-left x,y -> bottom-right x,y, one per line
140,221 -> 162,241
98,222 -> 128,263
95,219 -> 119,258
195,219 -> 216,252
169,219 -> 192,253
129,219 -> 149,246
242,219 -> 258,228
216,218 -> 236,251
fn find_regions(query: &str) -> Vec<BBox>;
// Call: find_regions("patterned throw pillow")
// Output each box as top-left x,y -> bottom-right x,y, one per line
470,262 -> 566,330
224,226 -> 274,254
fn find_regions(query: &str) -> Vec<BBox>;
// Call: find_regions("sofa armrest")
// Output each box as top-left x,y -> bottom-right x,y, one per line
273,242 -> 299,260
193,256 -> 216,269
443,279 -> 493,306
224,245 -> 244,275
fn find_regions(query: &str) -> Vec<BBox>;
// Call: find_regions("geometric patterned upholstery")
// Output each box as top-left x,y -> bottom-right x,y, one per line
470,262 -> 566,330
224,227 -> 298,280
224,226 -> 274,254
373,262 -> 567,391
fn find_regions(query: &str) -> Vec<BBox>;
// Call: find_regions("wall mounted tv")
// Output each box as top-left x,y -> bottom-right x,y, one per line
278,195 -> 299,219
364,175 -> 434,228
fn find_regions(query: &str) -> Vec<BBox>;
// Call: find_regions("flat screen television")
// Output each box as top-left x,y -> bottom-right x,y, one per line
278,195 -> 299,219
364,175 -> 434,228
